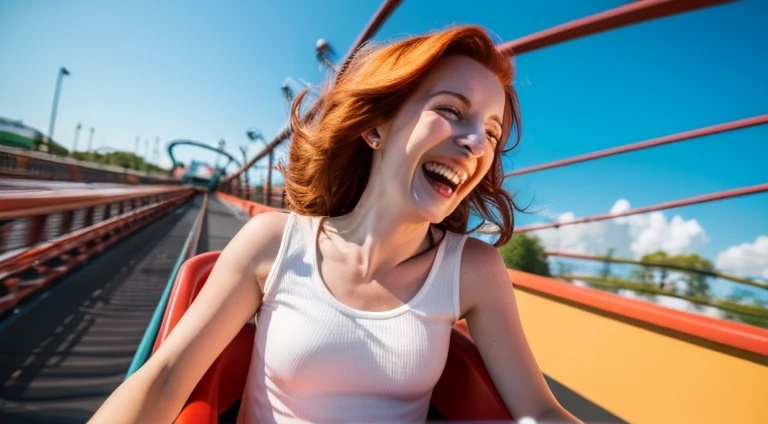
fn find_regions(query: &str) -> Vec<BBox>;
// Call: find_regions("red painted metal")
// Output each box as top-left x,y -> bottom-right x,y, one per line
504,183 -> 768,234
509,269 -> 768,356
342,0 -> 404,64
0,190 -> 194,315
432,320 -> 512,420
226,0 -> 404,185
0,186 -> 185,219
497,0 -> 736,56
506,115 -> 768,177
215,192 -> 285,216
231,0 -> 736,185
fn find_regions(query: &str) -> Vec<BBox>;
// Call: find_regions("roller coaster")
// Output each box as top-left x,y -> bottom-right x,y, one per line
0,1 -> 766,423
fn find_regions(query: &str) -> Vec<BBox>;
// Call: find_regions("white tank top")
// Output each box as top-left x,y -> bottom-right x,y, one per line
237,212 -> 468,423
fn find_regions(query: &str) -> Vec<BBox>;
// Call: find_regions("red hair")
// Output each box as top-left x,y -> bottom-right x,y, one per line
285,25 -> 522,246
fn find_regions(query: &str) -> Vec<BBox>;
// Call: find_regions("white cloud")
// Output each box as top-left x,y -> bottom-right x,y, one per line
533,199 -> 708,259
716,236 -> 768,280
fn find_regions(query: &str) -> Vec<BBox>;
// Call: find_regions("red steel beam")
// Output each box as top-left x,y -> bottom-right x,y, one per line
476,183 -> 768,234
343,0 -> 404,63
497,0 -> 737,56
236,1 -> 736,184
0,186 -> 187,219
226,0 -> 404,182
506,114 -> 768,177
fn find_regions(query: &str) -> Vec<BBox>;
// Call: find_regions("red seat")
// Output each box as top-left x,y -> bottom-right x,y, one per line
154,252 -> 512,423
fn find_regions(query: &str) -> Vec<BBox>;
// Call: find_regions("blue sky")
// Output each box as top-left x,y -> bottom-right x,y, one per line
1,0 -> 766,288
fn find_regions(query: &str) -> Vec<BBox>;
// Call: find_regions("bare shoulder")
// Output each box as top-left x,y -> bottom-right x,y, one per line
224,211 -> 292,293
458,236 -> 511,318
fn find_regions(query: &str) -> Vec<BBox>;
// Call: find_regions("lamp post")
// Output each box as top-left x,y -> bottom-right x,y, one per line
247,128 -> 270,205
87,127 -> 95,152
48,67 -> 70,143
238,144 -> 250,200
72,122 -> 81,153
144,139 -> 150,171
315,39 -> 338,72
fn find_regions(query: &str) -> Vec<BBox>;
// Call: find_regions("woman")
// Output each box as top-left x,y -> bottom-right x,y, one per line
91,25 -> 580,423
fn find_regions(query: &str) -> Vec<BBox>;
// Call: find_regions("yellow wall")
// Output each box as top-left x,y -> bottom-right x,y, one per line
514,287 -> 768,424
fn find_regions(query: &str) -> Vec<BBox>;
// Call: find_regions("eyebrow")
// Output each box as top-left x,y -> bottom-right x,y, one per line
429,90 -> 503,129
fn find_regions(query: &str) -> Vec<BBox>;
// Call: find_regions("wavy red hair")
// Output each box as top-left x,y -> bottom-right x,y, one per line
284,25 -> 522,246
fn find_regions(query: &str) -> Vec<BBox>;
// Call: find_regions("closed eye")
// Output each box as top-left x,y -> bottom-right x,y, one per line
436,106 -> 463,120
486,130 -> 500,146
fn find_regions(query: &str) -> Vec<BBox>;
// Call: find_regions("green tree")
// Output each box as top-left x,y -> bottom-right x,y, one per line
498,233 -> 550,277
672,253 -> 713,298
600,248 -> 615,279
641,250 -> 671,289
629,265 -> 653,285
641,250 -> 713,297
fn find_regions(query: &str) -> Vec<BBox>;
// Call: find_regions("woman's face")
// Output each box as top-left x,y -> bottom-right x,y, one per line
375,55 -> 506,223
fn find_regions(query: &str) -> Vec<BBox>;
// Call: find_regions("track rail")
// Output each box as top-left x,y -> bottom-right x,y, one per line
126,192 -> 208,377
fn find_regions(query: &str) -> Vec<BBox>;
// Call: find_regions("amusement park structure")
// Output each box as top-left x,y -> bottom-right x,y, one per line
0,1 -> 766,423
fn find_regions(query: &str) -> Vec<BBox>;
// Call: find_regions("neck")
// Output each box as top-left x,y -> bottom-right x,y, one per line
322,180 -> 435,280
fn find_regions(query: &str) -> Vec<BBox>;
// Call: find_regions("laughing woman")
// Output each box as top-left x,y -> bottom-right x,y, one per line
91,25 -> 581,423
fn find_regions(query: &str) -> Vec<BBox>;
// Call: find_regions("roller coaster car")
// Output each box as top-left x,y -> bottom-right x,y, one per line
154,251 -> 512,423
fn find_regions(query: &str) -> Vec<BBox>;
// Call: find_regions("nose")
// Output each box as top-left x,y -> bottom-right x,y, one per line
456,132 -> 485,157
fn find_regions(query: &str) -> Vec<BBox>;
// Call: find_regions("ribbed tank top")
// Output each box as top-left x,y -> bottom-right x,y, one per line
237,212 -> 469,423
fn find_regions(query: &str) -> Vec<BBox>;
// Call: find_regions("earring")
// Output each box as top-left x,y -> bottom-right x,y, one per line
371,140 -> 379,149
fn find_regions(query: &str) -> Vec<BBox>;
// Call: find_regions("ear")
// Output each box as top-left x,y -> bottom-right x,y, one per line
362,127 -> 382,149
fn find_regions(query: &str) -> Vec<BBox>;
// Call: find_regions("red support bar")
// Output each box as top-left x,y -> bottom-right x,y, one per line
230,0 -> 739,186
476,183 -> 768,234
0,186 -> 186,219
227,0 -> 404,183
506,115 -> 768,177
506,183 -> 768,234
343,0 -> 404,63
497,0 -> 737,56
26,215 -> 47,247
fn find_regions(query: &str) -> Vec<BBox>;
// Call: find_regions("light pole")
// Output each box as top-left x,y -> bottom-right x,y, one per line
238,144 -> 251,200
72,122 -> 81,153
247,128 -> 269,205
48,67 -> 70,143
316,39 -> 338,73
144,139 -> 150,171
87,127 -> 95,152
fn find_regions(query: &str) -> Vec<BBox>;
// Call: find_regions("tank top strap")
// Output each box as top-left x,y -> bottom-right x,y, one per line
447,231 -> 470,321
261,211 -> 302,299
410,229 -> 469,323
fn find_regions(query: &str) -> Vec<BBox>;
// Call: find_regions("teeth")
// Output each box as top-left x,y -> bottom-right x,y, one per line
423,161 -> 468,186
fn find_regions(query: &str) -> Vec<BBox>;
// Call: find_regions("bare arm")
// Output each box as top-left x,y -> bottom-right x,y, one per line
460,238 -> 582,423
89,211 -> 288,423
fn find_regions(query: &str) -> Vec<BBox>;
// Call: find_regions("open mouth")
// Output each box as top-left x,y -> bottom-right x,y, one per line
421,161 -> 468,198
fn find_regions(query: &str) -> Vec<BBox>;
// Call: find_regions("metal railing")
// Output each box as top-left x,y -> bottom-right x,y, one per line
0,144 -> 177,185
0,186 -> 196,316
